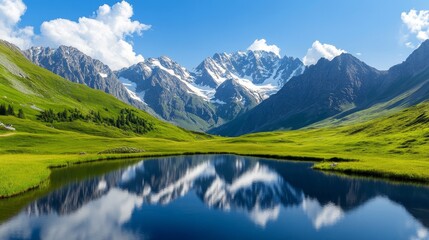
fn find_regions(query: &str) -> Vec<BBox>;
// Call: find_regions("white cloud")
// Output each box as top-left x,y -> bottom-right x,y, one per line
0,189 -> 143,240
302,40 -> 346,66
38,1 -> 150,70
410,226 -> 429,240
405,42 -> 416,49
247,39 -> 281,57
402,10 -> 429,41
0,0 -> 34,49
248,204 -> 280,227
401,9 -> 429,49
302,198 -> 344,230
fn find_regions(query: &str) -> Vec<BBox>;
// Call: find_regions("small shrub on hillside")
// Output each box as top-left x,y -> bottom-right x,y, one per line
0,104 -> 15,116
17,109 -> 25,119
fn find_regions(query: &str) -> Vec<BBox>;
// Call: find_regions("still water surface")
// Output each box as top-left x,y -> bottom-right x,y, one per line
1,155 -> 429,240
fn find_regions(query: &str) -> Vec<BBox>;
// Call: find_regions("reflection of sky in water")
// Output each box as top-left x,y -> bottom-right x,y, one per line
302,198 -> 344,229
0,189 -> 143,240
0,155 -> 428,240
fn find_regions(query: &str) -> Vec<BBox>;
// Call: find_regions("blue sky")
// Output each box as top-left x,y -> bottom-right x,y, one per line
10,0 -> 429,70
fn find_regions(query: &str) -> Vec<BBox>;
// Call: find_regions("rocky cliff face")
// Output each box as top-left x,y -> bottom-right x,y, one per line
116,57 -> 220,131
214,79 -> 262,120
24,46 -> 150,112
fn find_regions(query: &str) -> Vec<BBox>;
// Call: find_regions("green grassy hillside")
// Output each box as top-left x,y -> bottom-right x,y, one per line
234,101 -> 429,181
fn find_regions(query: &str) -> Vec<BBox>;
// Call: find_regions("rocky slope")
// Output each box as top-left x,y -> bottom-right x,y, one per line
24,46 -> 151,112
116,57 -> 219,130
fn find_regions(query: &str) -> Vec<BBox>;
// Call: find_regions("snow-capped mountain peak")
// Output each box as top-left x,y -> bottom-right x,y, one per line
193,49 -> 303,90
247,39 -> 281,57
146,56 -> 192,82
114,48 -> 305,130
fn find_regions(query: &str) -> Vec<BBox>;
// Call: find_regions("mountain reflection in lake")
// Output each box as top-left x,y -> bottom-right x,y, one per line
1,155 -> 429,240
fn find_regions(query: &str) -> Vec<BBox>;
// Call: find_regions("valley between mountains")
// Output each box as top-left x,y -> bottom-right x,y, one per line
2,38 -> 429,199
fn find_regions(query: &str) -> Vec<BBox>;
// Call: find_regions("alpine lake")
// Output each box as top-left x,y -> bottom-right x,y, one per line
0,155 -> 428,240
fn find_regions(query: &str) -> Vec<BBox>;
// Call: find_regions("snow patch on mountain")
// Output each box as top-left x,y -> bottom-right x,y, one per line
233,78 -> 274,100
98,72 -> 108,78
119,77 -> 146,104
148,59 -> 178,78
182,79 -> 214,101
210,99 -> 226,105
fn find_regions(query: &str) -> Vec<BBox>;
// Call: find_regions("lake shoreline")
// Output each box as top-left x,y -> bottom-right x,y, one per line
1,151 -> 427,200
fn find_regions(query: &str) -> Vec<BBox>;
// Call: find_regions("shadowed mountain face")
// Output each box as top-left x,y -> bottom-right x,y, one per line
376,40 -> 429,107
212,40 -> 429,136
211,54 -> 384,135
15,155 -> 429,233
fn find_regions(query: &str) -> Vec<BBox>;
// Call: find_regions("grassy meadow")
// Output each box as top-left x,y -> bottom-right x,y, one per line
2,101 -> 429,198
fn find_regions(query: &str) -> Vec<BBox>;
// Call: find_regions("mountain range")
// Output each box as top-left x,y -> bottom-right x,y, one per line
24,46 -> 304,131
24,46 -> 155,114
22,40 -> 429,136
